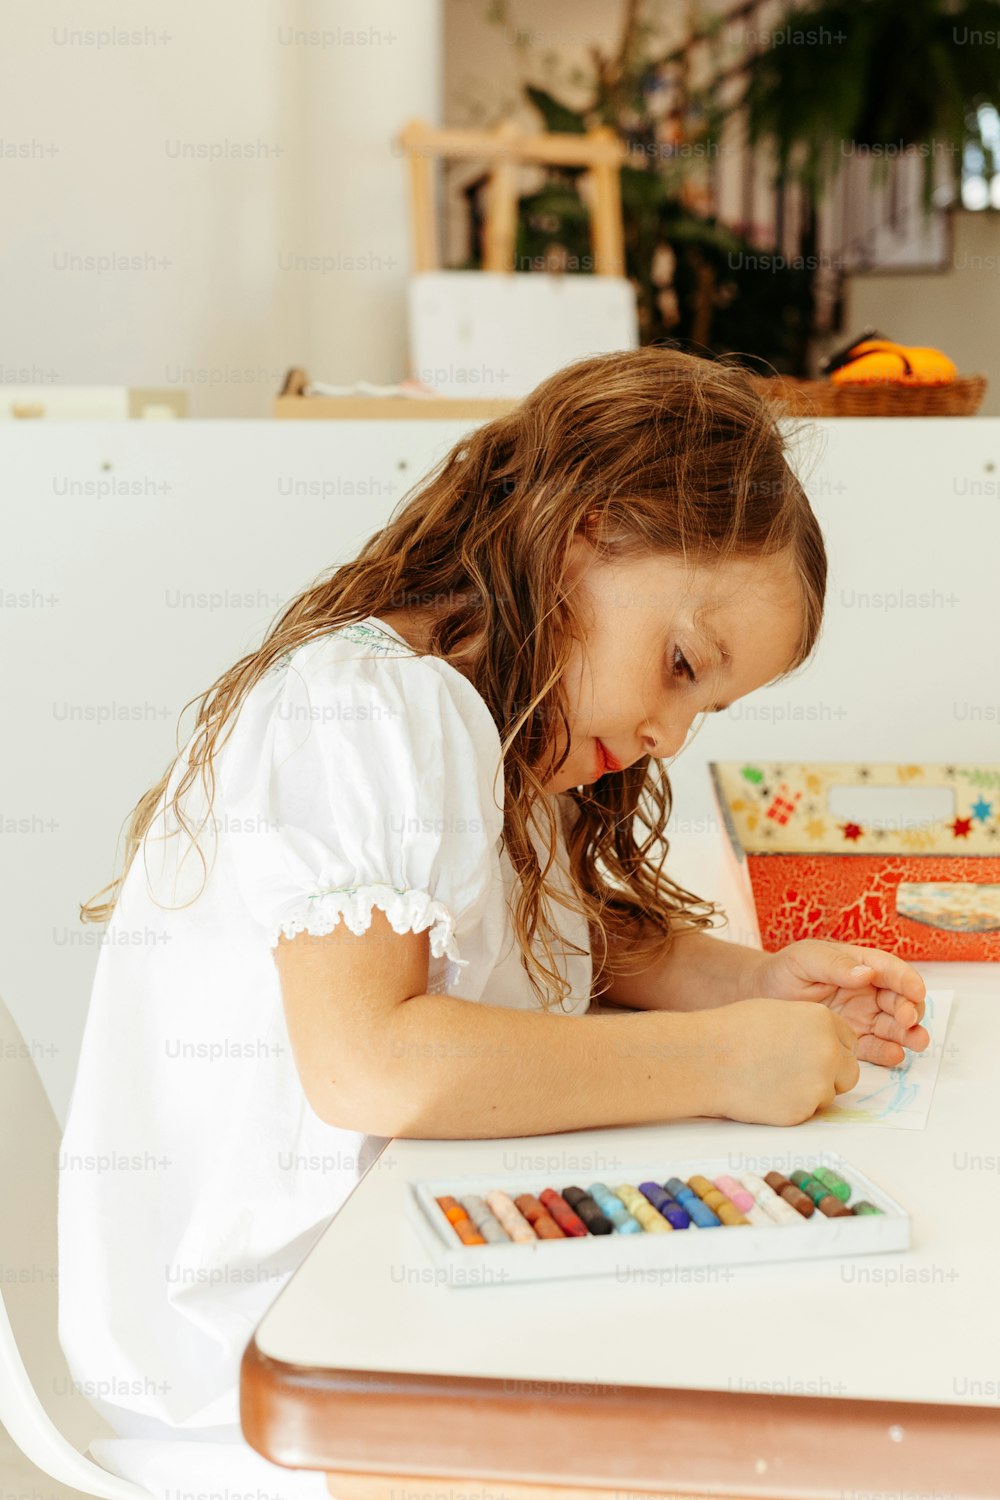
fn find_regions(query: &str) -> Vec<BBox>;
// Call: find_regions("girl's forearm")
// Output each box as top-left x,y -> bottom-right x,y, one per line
320,993 -> 725,1139
598,924 -> 763,1012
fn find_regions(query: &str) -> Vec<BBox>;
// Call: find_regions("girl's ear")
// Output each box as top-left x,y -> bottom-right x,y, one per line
567,513 -> 604,580
564,528 -> 593,585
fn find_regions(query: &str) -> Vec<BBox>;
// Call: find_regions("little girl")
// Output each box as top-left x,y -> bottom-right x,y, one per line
58,348 -> 927,1498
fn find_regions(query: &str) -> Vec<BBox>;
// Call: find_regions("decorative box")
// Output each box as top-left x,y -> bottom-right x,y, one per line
709,762 -> 1000,960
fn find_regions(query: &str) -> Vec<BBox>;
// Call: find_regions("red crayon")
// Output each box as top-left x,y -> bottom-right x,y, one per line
514,1193 -> 565,1239
539,1187 -> 589,1237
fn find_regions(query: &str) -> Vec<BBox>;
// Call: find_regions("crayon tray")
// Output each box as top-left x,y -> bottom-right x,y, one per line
407,1154 -> 910,1287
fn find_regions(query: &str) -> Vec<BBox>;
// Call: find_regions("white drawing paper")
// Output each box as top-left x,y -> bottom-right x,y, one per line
818,988 -> 954,1130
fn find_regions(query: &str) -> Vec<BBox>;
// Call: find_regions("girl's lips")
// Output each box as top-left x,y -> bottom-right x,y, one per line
594,739 -> 624,776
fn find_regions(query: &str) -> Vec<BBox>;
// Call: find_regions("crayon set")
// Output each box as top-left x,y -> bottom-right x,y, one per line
409,1155 -> 909,1286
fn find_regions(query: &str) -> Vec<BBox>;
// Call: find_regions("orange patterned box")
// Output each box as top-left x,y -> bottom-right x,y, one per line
709,762 -> 1000,960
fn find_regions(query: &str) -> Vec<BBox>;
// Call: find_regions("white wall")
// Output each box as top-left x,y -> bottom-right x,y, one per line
0,0 -> 441,417
847,212 -> 1000,416
3,416 -> 999,1122
296,0 -> 443,387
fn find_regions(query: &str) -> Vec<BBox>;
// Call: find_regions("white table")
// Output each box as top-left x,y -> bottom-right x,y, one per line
240,961 -> 1000,1500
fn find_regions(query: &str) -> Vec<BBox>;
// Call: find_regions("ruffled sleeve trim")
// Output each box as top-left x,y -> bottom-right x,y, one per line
267,882 -> 470,966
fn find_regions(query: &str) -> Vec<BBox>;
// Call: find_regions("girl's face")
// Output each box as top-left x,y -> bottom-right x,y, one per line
541,538 -> 807,794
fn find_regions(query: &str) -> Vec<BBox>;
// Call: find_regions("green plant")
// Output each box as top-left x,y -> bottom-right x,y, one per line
742,0 -> 1000,204
465,3 -> 817,370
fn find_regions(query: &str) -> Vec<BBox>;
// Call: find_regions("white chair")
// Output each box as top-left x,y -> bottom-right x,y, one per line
0,993 -> 153,1499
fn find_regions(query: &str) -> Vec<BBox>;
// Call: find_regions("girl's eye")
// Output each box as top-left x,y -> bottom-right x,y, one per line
672,647 -> 696,684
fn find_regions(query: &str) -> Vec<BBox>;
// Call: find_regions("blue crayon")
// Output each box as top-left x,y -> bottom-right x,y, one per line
659,1196 -> 692,1230
666,1181 -> 721,1228
588,1181 -> 643,1234
639,1180 -> 690,1229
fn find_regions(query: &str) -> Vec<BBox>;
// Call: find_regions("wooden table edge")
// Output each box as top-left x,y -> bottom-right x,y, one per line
239,1335 -> 1000,1498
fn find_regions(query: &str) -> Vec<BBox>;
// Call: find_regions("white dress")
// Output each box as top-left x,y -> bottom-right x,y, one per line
57,616 -> 592,1499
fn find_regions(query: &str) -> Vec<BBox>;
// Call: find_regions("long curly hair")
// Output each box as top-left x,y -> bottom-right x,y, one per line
81,347 -> 826,1009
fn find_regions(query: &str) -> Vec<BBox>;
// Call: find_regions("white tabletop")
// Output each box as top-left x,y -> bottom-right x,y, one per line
254,959 -> 1000,1409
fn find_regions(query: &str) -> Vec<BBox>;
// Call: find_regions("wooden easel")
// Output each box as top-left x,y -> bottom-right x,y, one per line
396,118 -> 627,277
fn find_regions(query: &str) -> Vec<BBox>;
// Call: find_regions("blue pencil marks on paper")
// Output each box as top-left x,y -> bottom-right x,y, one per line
821,990 -> 951,1130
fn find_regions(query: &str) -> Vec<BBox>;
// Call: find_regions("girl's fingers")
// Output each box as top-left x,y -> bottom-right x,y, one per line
870,1007 -> 930,1052
899,1022 -> 930,1052
825,943 -> 926,1013
876,987 -> 926,1031
856,1033 -> 906,1069
844,1007 -> 928,1059
830,1010 -> 859,1054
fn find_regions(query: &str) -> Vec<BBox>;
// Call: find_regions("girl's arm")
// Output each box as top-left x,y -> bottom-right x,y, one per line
595,922 -> 760,1012
595,921 -> 930,1070
274,910 -> 859,1137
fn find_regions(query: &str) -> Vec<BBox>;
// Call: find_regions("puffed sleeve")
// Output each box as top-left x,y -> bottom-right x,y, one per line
213,639 -> 505,966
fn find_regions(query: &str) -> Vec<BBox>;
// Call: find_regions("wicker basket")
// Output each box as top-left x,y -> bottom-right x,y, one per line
748,373 -> 988,417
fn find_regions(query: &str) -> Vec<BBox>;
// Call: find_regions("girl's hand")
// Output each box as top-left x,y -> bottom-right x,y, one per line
746,940 -> 929,1068
707,998 -> 860,1126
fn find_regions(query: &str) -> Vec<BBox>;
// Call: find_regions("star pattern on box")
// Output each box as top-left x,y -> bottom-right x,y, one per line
764,784 -> 801,824
900,826 -> 938,852
712,762 -> 1000,857
960,768 -> 1000,792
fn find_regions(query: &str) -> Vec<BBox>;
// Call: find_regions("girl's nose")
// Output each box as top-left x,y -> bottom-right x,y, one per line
641,713 -> 697,761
